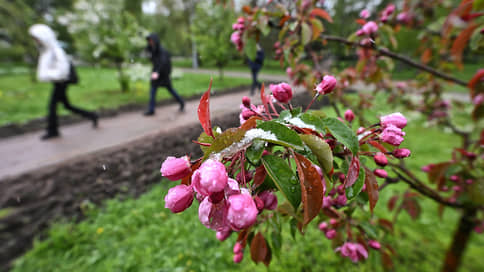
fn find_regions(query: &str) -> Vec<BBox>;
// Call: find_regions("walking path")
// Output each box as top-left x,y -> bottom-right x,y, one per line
0,69 -> 470,180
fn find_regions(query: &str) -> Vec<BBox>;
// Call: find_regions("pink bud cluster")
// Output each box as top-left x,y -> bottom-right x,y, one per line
357,21 -> 378,36
270,83 -> 293,103
231,17 -> 245,52
323,180 -> 348,210
380,4 -> 395,22
315,75 -> 337,95
336,242 -> 368,263
239,96 -> 264,125
380,112 -> 407,146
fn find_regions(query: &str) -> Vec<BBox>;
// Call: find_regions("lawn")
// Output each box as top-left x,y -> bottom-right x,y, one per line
12,93 -> 484,272
0,66 -> 250,126
173,57 -> 287,75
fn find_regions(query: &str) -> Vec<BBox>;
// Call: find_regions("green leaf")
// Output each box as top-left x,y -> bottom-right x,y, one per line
246,139 -> 265,165
359,221 -> 378,239
301,22 -> 311,46
346,166 -> 365,200
270,230 -> 282,258
299,134 -> 333,174
474,0 -> 484,10
256,121 -> 304,150
244,35 -> 257,61
203,128 -> 246,159
261,155 -> 301,210
322,117 -> 359,154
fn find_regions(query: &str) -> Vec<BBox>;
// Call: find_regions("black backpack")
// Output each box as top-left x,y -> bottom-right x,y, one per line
65,62 -> 79,84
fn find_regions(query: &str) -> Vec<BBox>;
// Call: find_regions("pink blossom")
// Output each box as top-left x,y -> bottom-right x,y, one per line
227,193 -> 258,230
397,12 -> 411,24
380,112 -> 407,129
344,109 -> 355,122
241,108 -> 255,120
360,9 -> 370,19
374,152 -> 388,166
335,194 -> 347,206
270,83 -> 293,103
473,94 -> 484,105
233,242 -> 243,253
216,229 -> 232,241
160,156 -> 192,181
335,242 -> 369,263
322,196 -> 332,208
325,229 -> 337,239
421,164 -> 434,172
362,21 -> 378,35
164,184 -> 194,213
224,178 -> 240,198
242,96 -> 251,107
319,222 -> 329,231
368,240 -> 381,250
230,31 -> 241,44
198,198 -> 229,231
233,252 -> 244,263
258,191 -> 278,210
316,75 -> 337,95
192,159 -> 228,196
374,169 -> 388,178
383,4 -> 395,16
380,125 -> 405,146
450,175 -> 460,182
393,148 -> 411,158
286,67 -> 294,78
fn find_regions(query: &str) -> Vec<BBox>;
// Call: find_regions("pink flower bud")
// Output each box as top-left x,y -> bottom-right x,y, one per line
330,218 -> 338,226
374,169 -> 388,178
344,109 -> 355,122
241,108 -> 255,120
473,94 -> 484,105
233,242 -> 243,254
450,175 -> 460,182
397,12 -> 411,24
322,196 -> 332,208
335,194 -> 347,206
356,29 -> 366,36
466,179 -> 474,185
380,112 -> 407,129
160,156 -> 191,181
192,159 -> 229,196
216,229 -> 232,241
380,14 -> 388,23
319,222 -> 329,231
286,67 -> 294,78
237,17 -> 244,24
368,240 -> 381,250
270,83 -> 293,103
360,9 -> 370,19
380,125 -> 405,146
453,185 -> 462,192
164,184 -> 194,213
254,196 -> 265,211
258,191 -> 278,210
362,21 -> 378,35
441,185 -> 449,192
383,4 -> 395,16
230,31 -> 241,44
227,193 -> 258,231
337,184 -> 345,195
199,198 -> 229,231
315,75 -> 337,95
325,229 -> 337,239
421,163 -> 434,172
224,178 -> 240,198
233,252 -> 244,263
393,148 -> 411,158
336,242 -> 368,263
374,152 -> 388,166
242,96 -> 251,108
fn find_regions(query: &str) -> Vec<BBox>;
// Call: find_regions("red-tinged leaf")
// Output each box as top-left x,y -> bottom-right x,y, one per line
368,140 -> 388,153
355,18 -> 367,25
451,23 -> 479,67
364,166 -> 379,213
387,195 -> 399,211
294,153 -> 325,225
420,48 -> 432,64
321,207 -> 340,218
279,15 -> 291,27
198,79 -> 214,138
253,165 -> 267,189
381,250 -> 394,270
404,191 -> 420,198
310,18 -> 324,40
242,5 -> 252,14
260,83 -> 270,115
241,116 -> 262,131
378,218 -> 394,233
250,232 -> 269,265
427,162 -> 452,189
310,8 -> 333,22
263,245 -> 272,266
468,69 -> 484,98
344,157 -> 360,188
181,160 -> 201,185
402,198 -> 421,220
237,229 -> 250,247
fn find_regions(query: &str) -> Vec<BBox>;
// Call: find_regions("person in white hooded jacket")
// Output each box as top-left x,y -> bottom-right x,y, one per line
29,24 -> 98,140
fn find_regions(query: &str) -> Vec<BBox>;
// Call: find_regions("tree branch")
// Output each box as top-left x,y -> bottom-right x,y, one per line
321,35 -> 468,87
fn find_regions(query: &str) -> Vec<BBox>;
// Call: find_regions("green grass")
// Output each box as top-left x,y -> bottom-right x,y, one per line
172,58 -> 286,75
0,67 -> 250,126
12,93 -> 484,271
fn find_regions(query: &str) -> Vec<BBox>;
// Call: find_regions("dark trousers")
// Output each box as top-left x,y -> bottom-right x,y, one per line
148,82 -> 184,112
47,82 -> 95,133
251,68 -> 261,95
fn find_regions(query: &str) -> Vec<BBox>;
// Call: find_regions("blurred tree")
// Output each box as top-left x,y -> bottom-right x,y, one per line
57,0 -> 147,92
191,1 -> 237,79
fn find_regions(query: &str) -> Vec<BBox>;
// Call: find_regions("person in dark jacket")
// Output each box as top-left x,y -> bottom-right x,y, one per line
247,44 -> 265,95
144,33 -> 184,115
29,24 -> 98,140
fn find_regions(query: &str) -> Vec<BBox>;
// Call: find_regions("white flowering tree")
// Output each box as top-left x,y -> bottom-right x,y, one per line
57,0 -> 147,92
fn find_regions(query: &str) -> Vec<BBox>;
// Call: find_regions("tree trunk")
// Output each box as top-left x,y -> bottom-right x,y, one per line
218,66 -> 224,81
441,208 -> 477,272
115,62 -> 129,92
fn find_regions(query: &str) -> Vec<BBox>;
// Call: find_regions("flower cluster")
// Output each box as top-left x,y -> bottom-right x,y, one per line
238,96 -> 264,125
231,17 -> 245,52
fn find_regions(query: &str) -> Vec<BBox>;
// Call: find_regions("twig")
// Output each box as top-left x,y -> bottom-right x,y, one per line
321,35 -> 468,87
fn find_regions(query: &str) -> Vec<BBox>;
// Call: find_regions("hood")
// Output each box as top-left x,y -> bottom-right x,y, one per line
28,24 -> 58,49
146,33 -> 161,54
